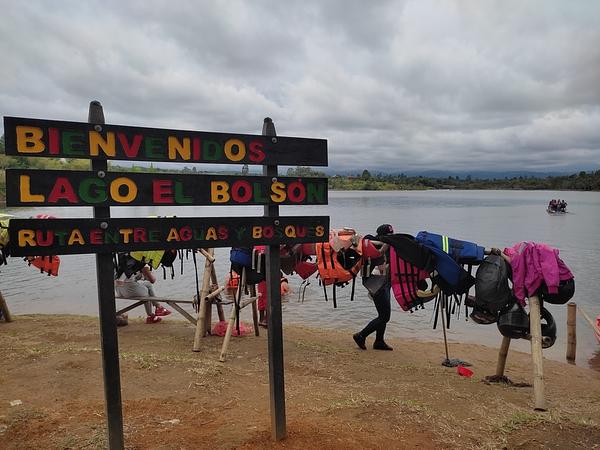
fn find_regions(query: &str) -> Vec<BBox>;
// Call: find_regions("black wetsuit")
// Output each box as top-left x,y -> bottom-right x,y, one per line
358,280 -> 391,343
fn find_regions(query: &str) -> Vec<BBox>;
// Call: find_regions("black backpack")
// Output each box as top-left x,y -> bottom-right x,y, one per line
474,255 -> 512,315
114,253 -> 146,279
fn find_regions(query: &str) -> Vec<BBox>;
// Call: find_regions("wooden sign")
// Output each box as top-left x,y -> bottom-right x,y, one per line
3,117 -> 328,166
6,169 -> 328,207
8,216 -> 329,256
5,104 -> 327,446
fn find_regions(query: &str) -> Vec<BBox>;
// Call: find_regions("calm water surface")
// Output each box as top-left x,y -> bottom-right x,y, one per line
2,190 -> 599,369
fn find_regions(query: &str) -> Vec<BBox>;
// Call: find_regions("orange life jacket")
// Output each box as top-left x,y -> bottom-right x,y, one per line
316,241 -> 363,286
316,229 -> 363,307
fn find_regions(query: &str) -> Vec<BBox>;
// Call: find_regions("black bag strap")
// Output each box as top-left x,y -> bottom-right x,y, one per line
192,250 -> 201,314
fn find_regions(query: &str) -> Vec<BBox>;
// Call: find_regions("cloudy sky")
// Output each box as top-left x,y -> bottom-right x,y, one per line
1,0 -> 599,173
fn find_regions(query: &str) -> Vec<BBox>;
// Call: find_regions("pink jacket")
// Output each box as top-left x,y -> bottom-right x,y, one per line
503,242 -> 574,303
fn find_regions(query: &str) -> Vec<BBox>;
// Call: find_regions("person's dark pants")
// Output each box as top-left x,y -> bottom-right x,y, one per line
359,286 -> 391,343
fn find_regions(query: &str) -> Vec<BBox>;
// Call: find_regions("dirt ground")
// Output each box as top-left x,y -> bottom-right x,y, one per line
1,315 -> 600,449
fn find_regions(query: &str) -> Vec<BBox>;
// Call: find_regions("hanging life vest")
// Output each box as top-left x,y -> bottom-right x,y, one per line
316,229 -> 363,307
130,250 -> 165,270
23,214 -> 61,276
415,231 -> 484,295
287,243 -> 318,280
375,233 -> 437,312
0,214 -> 12,266
26,255 -> 61,276
226,270 -> 240,291
389,246 -> 435,312
229,246 -> 266,285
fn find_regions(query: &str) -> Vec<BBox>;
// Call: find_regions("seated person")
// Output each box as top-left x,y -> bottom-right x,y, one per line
115,264 -> 171,324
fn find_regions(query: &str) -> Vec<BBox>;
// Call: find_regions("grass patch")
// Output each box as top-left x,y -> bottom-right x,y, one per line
293,339 -> 347,355
498,410 -> 545,433
186,362 -> 224,377
7,406 -> 47,425
325,392 -> 428,414
0,339 -> 101,360
56,434 -> 80,449
120,351 -> 227,374
80,425 -> 108,449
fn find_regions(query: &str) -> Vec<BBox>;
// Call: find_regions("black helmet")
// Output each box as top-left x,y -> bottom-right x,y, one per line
497,303 -> 557,348
541,278 -> 575,305
497,302 -> 529,339
376,224 -> 394,236
470,307 -> 497,325
540,307 -> 557,348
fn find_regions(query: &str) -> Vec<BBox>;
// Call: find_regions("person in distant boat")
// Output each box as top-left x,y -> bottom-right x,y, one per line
115,263 -> 171,324
353,224 -> 394,351
548,199 -> 557,211
558,199 -> 567,212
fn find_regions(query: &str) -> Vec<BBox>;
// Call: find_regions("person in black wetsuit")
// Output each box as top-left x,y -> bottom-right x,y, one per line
353,224 -> 394,351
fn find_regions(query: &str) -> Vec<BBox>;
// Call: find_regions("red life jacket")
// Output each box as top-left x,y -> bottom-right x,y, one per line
27,255 -> 60,276
389,246 -> 435,312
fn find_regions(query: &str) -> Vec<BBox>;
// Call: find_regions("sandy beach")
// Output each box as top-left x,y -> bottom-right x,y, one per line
0,315 -> 599,449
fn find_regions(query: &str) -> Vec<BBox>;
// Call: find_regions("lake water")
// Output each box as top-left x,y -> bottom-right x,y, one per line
1,190 -> 599,370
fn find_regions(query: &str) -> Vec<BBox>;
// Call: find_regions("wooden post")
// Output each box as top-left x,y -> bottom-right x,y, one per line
496,336 -> 511,376
0,290 -> 13,322
262,118 -> 286,441
89,101 -> 125,449
529,295 -> 546,411
193,248 -> 215,350
566,302 -> 577,362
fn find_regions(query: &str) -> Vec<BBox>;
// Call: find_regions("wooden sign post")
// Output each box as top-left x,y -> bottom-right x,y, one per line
89,101 -> 125,449
4,105 -> 329,448
262,117 -> 286,440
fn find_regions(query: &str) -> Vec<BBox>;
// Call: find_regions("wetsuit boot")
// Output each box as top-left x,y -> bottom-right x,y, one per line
353,333 -> 367,350
373,341 -> 393,350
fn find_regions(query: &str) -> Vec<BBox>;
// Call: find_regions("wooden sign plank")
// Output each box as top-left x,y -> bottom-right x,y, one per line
8,216 -> 329,256
3,117 -> 328,166
5,169 -> 328,207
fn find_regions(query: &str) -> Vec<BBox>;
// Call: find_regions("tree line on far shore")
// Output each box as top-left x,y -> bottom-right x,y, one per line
1,135 -> 599,205
324,168 -> 600,191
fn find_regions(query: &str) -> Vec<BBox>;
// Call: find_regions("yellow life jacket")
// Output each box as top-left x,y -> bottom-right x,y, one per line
130,250 -> 165,269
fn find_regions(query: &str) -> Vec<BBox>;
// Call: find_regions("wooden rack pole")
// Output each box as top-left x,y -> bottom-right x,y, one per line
495,336 -> 511,376
210,265 -> 226,321
249,284 -> 260,336
566,302 -> 577,362
206,286 -> 227,300
578,305 -> 600,337
193,248 -> 215,351
529,295 -> 546,411
199,248 -> 215,263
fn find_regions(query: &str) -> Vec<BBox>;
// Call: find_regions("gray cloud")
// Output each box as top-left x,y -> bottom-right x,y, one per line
1,0 -> 599,173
